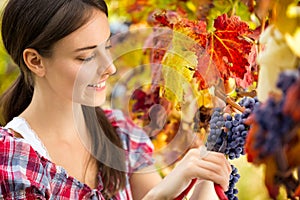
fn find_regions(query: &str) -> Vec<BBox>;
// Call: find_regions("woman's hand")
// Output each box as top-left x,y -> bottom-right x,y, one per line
143,146 -> 231,200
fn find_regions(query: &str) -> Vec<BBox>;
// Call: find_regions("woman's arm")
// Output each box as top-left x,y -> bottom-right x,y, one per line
130,147 -> 231,200
189,180 -> 219,200
130,165 -> 162,200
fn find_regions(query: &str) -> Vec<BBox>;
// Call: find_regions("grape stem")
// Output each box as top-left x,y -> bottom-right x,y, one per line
236,87 -> 257,98
215,88 -> 245,113
226,96 -> 245,113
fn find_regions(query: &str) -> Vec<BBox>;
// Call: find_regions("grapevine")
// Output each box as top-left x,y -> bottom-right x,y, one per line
245,70 -> 300,199
205,95 -> 259,199
106,0 -> 300,199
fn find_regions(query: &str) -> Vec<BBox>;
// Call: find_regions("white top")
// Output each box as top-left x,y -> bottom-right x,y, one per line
5,117 -> 52,160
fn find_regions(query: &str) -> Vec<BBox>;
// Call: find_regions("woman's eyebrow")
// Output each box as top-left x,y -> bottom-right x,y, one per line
74,45 -> 98,52
74,34 -> 111,52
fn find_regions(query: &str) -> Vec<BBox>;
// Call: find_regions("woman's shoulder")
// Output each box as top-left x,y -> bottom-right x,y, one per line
4,117 -> 52,160
0,127 -> 97,199
0,127 -> 51,198
0,126 -> 27,146
0,127 -> 42,165
104,109 -> 152,147
0,126 -> 49,175
104,109 -> 155,173
0,126 -> 14,137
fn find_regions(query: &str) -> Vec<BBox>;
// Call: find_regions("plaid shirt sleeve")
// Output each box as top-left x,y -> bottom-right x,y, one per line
104,109 -> 155,174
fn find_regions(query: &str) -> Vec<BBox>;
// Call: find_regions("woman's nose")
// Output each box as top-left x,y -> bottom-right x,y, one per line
97,61 -> 116,77
106,63 -> 117,75
97,49 -> 117,76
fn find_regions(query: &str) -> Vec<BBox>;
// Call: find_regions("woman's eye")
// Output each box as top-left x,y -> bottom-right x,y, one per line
78,54 -> 96,62
105,39 -> 112,50
105,44 -> 112,50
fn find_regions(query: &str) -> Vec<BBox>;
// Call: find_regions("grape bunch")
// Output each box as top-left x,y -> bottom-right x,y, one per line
225,165 -> 240,200
276,71 -> 298,94
205,96 -> 260,200
252,99 -> 295,158
224,97 -> 260,159
206,97 -> 260,158
250,71 -> 298,159
245,71 -> 300,199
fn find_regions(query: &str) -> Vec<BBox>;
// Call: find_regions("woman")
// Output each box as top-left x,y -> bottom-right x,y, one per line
0,0 -> 231,199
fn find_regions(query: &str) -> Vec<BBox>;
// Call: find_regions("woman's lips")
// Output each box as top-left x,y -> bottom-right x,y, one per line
88,81 -> 106,91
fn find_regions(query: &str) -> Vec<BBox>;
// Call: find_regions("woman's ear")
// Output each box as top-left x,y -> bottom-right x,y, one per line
23,48 -> 46,77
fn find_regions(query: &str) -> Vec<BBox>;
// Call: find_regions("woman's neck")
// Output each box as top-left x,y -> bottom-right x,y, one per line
19,85 -> 98,188
20,87 -> 87,141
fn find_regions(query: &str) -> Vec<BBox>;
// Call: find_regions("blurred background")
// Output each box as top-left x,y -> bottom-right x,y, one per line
0,0 -> 292,199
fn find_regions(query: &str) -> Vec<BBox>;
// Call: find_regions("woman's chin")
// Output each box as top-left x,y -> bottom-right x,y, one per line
76,98 -> 106,107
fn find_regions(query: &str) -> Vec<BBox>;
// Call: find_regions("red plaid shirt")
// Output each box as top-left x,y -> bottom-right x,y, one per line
0,109 -> 154,200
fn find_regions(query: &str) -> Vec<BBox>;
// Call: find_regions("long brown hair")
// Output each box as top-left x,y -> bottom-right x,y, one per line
0,0 -> 126,198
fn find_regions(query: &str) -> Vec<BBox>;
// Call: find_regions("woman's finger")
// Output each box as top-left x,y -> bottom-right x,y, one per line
201,150 -> 231,175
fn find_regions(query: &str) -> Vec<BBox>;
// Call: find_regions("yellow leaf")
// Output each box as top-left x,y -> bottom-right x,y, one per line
285,27 -> 300,57
274,0 -> 300,35
161,52 -> 196,104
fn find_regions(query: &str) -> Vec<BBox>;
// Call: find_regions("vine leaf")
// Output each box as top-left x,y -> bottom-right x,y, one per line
161,33 -> 198,104
173,18 -> 208,47
207,14 -> 253,83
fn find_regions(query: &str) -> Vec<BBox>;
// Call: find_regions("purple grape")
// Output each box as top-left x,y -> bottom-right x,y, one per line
206,108 -> 227,153
225,96 -> 260,159
205,97 -> 261,199
225,165 -> 240,200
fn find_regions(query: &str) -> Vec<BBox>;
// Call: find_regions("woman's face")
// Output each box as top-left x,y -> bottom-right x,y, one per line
41,10 -> 115,107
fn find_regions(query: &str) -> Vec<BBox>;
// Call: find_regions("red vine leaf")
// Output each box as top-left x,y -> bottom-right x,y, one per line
236,44 -> 259,88
207,14 -> 253,82
150,12 -> 255,89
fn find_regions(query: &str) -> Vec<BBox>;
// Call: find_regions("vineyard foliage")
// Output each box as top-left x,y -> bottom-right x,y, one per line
106,0 -> 300,199
0,0 -> 299,199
